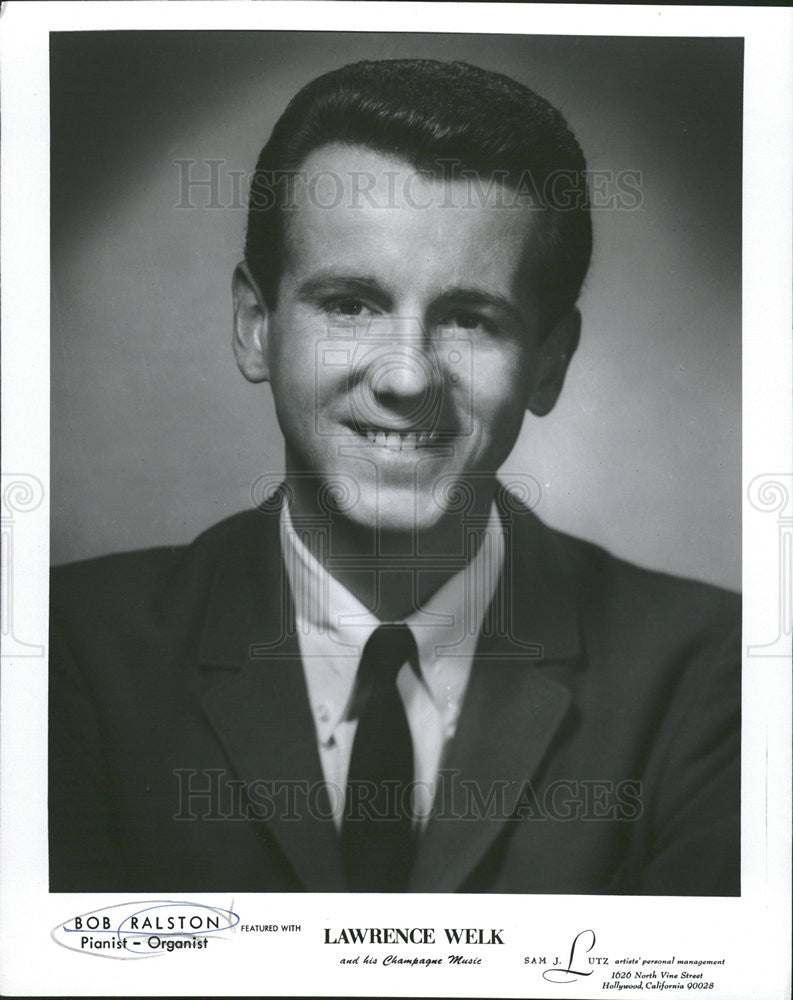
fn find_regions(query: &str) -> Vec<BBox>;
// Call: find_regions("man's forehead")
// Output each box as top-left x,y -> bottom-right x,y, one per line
281,142 -> 541,294
291,142 -> 524,212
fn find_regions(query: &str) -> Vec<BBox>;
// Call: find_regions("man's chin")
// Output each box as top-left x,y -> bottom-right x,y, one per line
324,488 -> 457,539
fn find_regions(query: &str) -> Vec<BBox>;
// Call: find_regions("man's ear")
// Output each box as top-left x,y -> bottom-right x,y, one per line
527,307 -> 581,416
232,263 -> 271,383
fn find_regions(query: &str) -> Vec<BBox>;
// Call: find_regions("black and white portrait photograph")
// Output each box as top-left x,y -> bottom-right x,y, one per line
48,29 -> 742,896
0,4 -> 790,998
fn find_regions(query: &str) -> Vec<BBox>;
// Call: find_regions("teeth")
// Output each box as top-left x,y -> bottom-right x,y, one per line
362,429 -> 438,450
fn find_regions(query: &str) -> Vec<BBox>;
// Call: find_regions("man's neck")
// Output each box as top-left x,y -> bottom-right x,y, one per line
284,478 -> 497,621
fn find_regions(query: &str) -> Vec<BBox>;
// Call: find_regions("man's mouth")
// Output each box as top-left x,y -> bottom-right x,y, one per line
357,427 -> 440,451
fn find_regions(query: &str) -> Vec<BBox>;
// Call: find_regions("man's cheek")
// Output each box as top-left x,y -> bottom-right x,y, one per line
272,358 -> 314,404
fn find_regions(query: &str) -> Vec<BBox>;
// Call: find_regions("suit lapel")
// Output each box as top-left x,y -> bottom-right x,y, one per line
193,492 -> 583,893
408,656 -> 571,891
197,507 -> 346,891
409,497 -> 581,891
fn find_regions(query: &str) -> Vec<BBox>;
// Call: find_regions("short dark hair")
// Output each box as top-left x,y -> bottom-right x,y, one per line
245,58 -> 592,330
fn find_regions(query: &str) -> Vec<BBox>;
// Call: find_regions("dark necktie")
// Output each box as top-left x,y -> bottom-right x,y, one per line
340,622 -> 418,891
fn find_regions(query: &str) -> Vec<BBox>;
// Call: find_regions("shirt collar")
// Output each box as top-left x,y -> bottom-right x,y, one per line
280,501 -> 504,742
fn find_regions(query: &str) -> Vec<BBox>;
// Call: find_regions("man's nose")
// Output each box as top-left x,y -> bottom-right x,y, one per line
365,317 -> 437,406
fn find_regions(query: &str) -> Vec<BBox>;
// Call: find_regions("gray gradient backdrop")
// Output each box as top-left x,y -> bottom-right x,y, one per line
51,32 -> 742,589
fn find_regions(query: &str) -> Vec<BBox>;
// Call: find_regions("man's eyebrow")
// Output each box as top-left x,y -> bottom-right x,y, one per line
297,272 -> 392,305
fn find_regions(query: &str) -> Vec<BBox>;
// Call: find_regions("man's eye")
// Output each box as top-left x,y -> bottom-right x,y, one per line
326,299 -> 370,319
444,311 -> 492,333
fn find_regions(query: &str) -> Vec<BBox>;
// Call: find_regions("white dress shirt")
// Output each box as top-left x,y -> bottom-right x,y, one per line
280,502 -> 505,828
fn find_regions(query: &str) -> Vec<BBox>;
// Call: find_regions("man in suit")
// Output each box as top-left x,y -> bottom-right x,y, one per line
50,59 -> 740,894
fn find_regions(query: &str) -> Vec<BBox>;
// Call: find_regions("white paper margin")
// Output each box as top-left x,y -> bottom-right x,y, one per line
1,3 -> 790,998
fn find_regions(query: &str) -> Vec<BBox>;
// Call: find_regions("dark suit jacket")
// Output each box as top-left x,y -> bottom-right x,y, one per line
49,495 -> 740,894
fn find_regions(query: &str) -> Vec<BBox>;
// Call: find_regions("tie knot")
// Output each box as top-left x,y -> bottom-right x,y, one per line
347,623 -> 417,718
364,623 -> 417,683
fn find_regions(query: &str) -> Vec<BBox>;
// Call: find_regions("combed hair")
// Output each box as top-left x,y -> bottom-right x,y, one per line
245,58 -> 592,330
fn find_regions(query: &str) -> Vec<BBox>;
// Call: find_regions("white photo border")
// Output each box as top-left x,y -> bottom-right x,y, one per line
1,3 -> 790,998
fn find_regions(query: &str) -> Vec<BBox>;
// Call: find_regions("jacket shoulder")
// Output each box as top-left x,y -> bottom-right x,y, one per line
534,517 -> 740,641
53,510 -> 262,575
50,510 -> 272,628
